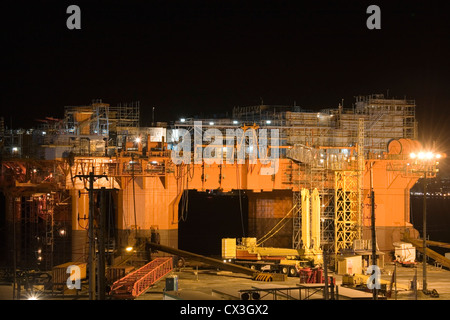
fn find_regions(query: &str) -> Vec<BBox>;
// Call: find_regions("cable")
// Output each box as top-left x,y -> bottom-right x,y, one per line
178,164 -> 189,222
257,204 -> 297,246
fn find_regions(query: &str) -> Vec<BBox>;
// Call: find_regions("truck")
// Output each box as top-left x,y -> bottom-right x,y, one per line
222,237 -> 321,277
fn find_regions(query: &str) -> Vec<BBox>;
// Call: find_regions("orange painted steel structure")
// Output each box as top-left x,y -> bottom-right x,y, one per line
5,97 -> 440,274
109,257 -> 173,299
66,137 -> 432,260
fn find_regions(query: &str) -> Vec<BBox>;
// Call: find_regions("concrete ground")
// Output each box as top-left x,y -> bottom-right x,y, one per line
380,262 -> 450,300
1,261 -> 449,300
137,260 -> 450,301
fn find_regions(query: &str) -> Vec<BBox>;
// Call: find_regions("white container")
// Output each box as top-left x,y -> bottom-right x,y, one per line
393,242 -> 416,263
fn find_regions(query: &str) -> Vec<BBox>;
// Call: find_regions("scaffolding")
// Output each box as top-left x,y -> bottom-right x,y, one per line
174,95 -> 415,258
334,171 -> 359,255
64,100 -> 140,136
283,95 -> 416,156
291,151 -> 341,254
354,94 -> 416,154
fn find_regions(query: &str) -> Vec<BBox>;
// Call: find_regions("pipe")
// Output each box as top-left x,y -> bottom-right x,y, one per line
147,242 -> 258,277
311,188 -> 320,251
301,188 -> 310,249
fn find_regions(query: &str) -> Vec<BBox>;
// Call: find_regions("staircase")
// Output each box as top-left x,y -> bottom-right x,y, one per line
109,257 -> 173,299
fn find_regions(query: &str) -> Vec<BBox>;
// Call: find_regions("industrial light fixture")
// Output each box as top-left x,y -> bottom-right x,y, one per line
209,122 -> 214,125
410,151 -> 443,160
27,293 -> 39,300
180,118 -> 186,123
233,120 -> 238,124
265,120 -> 271,124
135,137 -> 141,143
125,246 -> 133,252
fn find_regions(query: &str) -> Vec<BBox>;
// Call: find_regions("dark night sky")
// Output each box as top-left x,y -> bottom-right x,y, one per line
2,0 -> 450,169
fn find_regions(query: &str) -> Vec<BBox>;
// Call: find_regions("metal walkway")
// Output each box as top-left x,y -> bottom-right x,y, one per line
109,257 -> 173,299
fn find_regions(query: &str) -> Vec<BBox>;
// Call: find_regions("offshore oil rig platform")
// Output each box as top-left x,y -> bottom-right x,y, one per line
0,94 -> 446,299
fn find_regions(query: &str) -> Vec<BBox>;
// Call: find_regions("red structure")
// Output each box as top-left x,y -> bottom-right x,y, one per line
109,257 -> 173,299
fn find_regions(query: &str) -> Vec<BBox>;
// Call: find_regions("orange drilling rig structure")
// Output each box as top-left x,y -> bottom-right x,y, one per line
0,95 -> 445,272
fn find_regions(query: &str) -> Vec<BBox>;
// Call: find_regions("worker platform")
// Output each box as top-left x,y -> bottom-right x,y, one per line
109,257 -> 173,299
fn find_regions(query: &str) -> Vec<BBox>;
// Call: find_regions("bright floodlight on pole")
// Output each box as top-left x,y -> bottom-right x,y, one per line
135,137 -> 141,143
410,148 -> 446,294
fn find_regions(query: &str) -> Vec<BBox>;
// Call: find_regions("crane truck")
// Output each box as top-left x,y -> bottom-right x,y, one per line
222,237 -> 322,277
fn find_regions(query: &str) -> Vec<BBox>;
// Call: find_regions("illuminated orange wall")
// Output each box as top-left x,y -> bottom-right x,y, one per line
69,156 -> 419,252
361,161 -> 420,252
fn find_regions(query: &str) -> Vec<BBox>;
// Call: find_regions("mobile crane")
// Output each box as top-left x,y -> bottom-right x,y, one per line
222,237 -> 322,277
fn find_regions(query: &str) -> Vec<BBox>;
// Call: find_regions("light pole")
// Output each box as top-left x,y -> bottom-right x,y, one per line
409,150 -> 443,294
422,173 -> 427,292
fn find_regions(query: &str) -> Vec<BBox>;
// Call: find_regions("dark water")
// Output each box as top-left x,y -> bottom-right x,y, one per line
410,196 -> 450,256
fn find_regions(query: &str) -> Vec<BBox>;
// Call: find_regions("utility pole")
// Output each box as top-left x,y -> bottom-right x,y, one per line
422,173 -> 427,292
88,171 -> 96,300
74,170 -> 107,300
12,199 -> 17,300
370,162 -> 377,300
131,154 -> 138,242
97,187 -> 107,300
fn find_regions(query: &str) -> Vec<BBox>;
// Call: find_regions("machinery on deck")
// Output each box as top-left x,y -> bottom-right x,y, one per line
222,237 -> 320,277
393,242 -> 417,267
